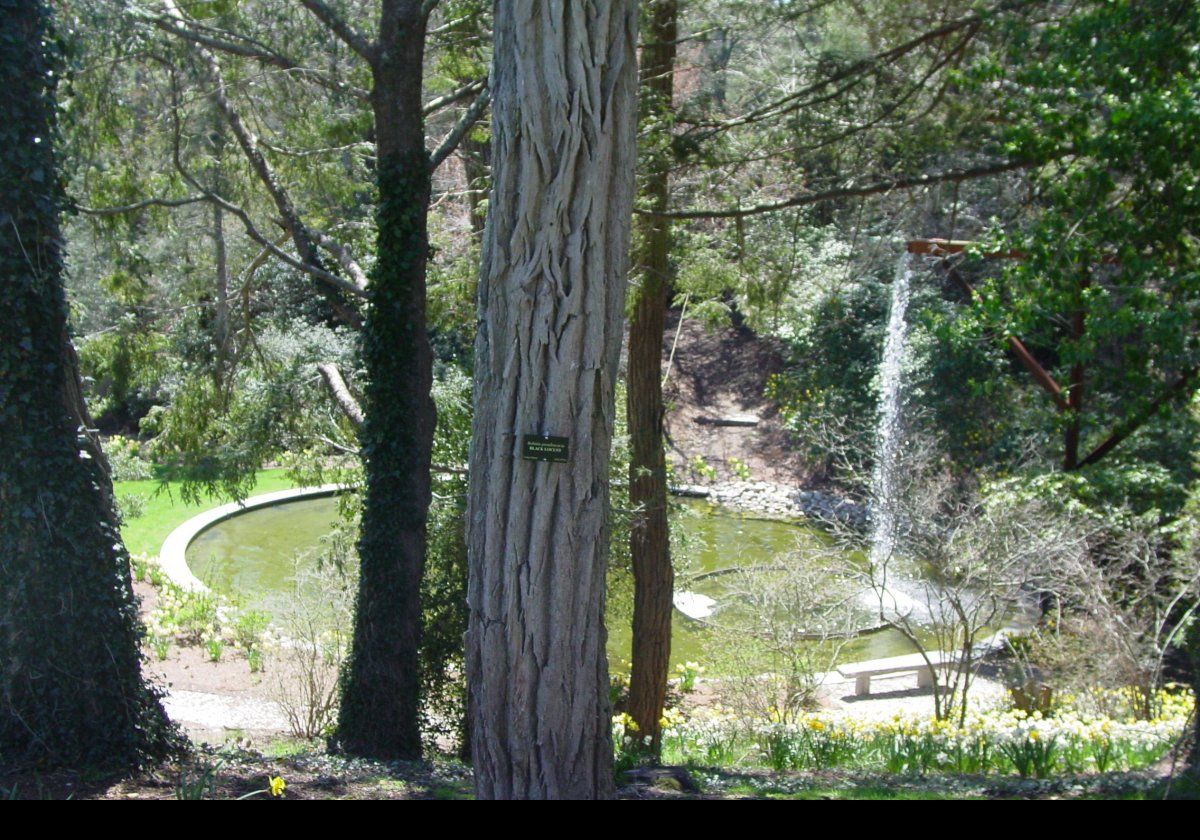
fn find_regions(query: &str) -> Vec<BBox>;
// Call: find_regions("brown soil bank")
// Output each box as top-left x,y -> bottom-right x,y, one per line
656,310 -> 810,488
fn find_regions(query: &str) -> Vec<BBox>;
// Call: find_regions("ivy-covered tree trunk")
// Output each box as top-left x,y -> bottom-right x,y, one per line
0,0 -> 177,769
626,0 -> 679,757
336,0 -> 436,760
466,0 -> 640,799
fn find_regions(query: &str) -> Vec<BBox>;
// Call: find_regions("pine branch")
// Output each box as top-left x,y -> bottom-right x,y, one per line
75,195 -> 208,215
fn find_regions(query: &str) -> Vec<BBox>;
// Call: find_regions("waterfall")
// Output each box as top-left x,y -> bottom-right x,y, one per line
868,252 -> 915,568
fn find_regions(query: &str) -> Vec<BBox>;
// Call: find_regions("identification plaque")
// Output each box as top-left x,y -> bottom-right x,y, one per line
521,434 -> 569,463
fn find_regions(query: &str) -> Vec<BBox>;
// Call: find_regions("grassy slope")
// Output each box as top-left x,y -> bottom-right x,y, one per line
114,469 -> 298,556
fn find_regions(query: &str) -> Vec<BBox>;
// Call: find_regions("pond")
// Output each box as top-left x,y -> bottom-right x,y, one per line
186,495 -> 926,671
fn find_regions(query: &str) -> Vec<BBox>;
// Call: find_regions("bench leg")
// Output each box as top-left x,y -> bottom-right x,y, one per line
855,675 -> 871,696
917,667 -> 934,690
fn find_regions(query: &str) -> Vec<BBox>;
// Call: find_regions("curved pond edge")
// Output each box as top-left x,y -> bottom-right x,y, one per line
158,484 -> 347,593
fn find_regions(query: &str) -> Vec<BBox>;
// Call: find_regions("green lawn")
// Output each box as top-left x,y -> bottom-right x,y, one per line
114,469 -> 299,556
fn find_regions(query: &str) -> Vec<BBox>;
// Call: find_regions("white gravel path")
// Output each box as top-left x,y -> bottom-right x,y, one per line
163,689 -> 289,732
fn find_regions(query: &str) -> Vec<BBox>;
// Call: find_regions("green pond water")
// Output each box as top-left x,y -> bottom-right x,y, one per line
187,496 -> 922,670
188,498 -> 344,597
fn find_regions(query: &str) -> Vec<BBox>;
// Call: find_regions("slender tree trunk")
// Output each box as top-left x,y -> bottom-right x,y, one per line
1063,355 -> 1083,469
1063,272 -> 1088,471
1187,619 -> 1200,779
626,0 -> 678,757
210,120 -> 231,391
0,0 -> 177,769
211,201 -> 232,394
466,0 -> 640,800
336,0 -> 435,760
461,132 -> 490,238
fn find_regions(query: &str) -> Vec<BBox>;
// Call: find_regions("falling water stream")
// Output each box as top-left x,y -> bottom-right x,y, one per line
860,251 -> 937,625
869,252 -> 915,567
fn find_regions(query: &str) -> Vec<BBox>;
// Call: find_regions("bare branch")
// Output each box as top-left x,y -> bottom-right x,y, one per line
313,368 -> 469,477
318,433 -> 360,456
240,232 -> 291,286
428,13 -> 478,37
1077,366 -> 1200,468
140,5 -> 370,101
941,262 -> 1071,412
261,139 -> 375,158
161,0 -> 368,318
313,230 -> 370,292
317,362 -> 365,428
296,0 -> 378,64
423,78 -> 486,116
429,85 -> 490,170
160,65 -> 366,304
187,186 -> 367,301
682,4 -> 1011,135
643,159 -> 1034,220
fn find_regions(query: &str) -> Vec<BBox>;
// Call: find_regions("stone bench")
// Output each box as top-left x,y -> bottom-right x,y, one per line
836,651 -> 955,697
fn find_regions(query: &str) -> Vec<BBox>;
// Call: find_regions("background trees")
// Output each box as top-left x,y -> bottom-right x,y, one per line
0,0 -> 177,769
972,0 -> 1200,476
12,0 -> 1199,788
620,0 -> 1034,751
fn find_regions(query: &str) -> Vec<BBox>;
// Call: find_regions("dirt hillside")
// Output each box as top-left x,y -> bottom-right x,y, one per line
654,310 -> 810,488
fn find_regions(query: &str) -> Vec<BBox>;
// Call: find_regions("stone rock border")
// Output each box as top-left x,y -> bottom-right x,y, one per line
674,480 -> 870,529
158,484 -> 346,593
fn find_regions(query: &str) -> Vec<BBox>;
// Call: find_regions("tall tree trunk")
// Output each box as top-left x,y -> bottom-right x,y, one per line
626,0 -> 678,757
0,0 -> 177,769
335,0 -> 435,760
466,0 -> 640,800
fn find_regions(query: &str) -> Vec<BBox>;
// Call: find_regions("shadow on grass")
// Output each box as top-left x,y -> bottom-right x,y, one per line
632,764 -> 1198,801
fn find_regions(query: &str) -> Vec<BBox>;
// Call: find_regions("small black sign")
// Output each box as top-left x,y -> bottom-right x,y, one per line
522,434 -> 569,463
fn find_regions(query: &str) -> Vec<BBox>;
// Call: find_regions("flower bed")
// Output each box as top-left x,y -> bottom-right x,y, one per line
616,688 -> 1194,778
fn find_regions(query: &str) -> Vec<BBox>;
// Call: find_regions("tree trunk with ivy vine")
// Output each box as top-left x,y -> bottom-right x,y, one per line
466,0 -> 640,799
335,0 -> 436,761
0,0 -> 178,769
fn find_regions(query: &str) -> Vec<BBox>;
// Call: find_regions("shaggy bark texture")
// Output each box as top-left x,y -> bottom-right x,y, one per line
466,0 -> 640,800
